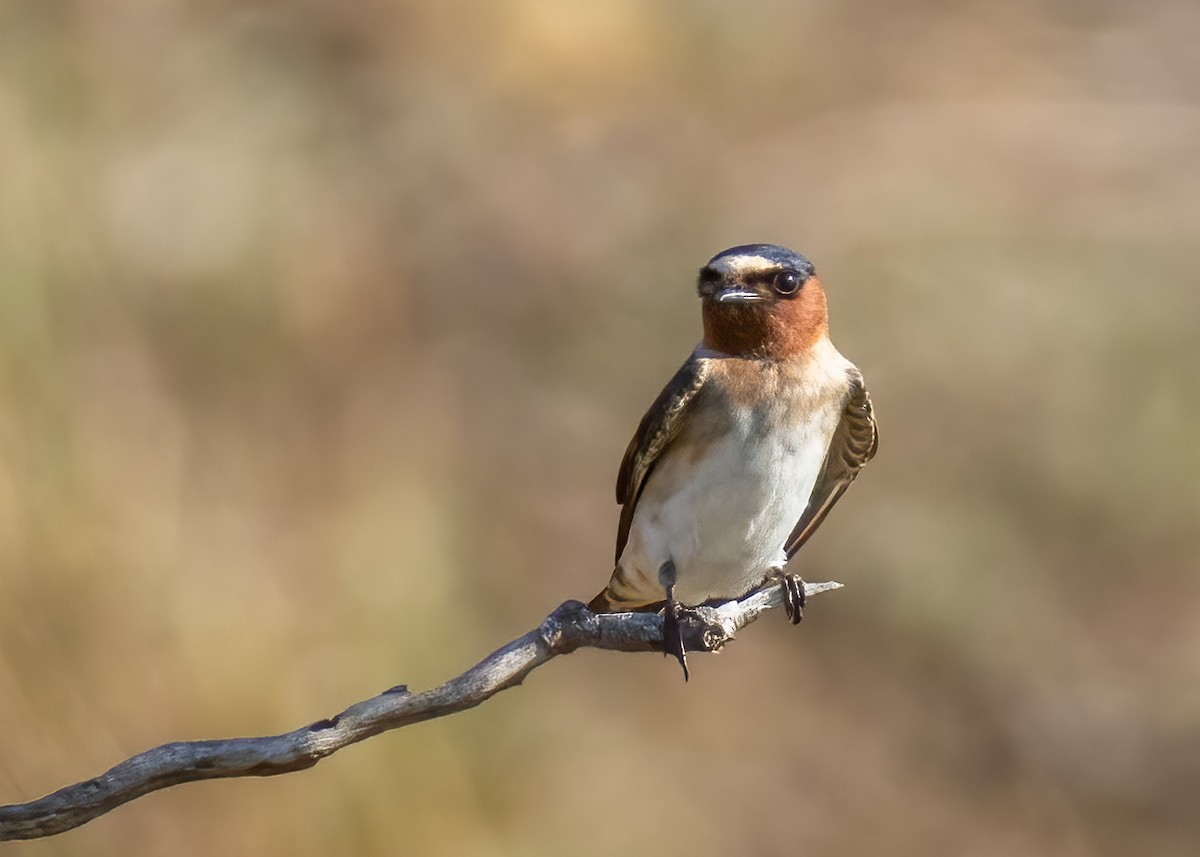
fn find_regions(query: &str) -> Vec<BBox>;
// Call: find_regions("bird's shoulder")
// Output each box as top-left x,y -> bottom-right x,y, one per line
616,351 -> 713,505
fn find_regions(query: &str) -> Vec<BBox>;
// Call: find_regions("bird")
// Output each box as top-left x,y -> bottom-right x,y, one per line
588,244 -> 878,679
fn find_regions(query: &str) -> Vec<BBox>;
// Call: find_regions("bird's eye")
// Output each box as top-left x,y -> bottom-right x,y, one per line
773,270 -> 803,296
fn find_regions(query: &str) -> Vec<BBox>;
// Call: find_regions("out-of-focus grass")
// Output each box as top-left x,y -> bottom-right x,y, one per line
1,1 -> 1198,855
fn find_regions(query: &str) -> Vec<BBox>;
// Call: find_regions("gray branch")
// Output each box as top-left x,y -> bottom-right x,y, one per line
0,581 -> 841,840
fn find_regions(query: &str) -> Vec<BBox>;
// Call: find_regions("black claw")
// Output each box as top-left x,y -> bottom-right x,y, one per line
658,561 -> 689,681
782,574 -> 806,625
662,596 -> 689,681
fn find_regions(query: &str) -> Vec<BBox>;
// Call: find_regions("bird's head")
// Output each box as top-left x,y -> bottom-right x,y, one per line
696,244 -> 828,359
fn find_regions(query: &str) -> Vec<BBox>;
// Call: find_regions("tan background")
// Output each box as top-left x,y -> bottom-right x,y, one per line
2,1 -> 1198,855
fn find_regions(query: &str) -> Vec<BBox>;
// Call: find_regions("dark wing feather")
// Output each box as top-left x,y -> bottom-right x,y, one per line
784,368 -> 878,559
614,356 -> 710,564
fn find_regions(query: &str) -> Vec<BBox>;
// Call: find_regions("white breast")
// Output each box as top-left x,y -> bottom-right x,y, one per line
616,343 -> 851,606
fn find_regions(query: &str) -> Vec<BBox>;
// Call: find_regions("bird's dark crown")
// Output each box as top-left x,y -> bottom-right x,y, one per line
697,244 -> 816,295
706,244 -> 814,276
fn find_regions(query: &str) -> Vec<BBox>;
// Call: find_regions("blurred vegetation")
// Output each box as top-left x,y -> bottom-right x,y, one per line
1,0 -> 1198,854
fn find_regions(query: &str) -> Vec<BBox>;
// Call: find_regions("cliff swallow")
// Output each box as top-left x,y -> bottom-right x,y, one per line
588,244 -> 878,678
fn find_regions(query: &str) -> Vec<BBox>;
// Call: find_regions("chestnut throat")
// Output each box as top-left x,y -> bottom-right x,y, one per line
701,287 -> 828,360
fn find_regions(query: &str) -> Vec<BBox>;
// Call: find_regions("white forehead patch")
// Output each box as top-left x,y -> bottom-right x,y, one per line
709,254 -> 779,276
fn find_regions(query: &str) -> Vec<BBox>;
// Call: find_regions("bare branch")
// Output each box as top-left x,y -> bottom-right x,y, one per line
0,581 -> 841,840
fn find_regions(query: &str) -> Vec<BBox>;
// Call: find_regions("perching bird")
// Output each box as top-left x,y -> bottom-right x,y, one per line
588,244 -> 877,678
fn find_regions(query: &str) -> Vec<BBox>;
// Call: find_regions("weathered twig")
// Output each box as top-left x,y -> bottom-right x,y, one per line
0,580 -> 841,840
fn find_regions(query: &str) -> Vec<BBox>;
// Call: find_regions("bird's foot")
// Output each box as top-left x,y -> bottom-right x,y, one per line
661,595 -> 689,681
658,560 -> 689,681
780,572 -> 806,625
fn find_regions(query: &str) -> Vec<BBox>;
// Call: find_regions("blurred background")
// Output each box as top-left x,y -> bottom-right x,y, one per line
1,0 -> 1198,854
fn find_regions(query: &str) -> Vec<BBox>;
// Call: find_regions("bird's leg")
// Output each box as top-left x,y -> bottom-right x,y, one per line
770,566 -> 807,625
658,560 -> 689,681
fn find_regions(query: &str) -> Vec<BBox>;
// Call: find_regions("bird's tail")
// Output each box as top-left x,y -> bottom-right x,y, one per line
587,588 -> 664,614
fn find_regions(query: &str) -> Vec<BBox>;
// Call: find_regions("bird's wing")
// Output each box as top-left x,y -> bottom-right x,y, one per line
784,368 -> 878,559
613,355 -> 711,564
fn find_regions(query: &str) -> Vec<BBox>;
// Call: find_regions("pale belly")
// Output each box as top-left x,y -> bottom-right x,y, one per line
615,409 -> 836,606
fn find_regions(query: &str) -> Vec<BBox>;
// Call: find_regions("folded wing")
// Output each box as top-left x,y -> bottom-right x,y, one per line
784,368 -> 878,559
